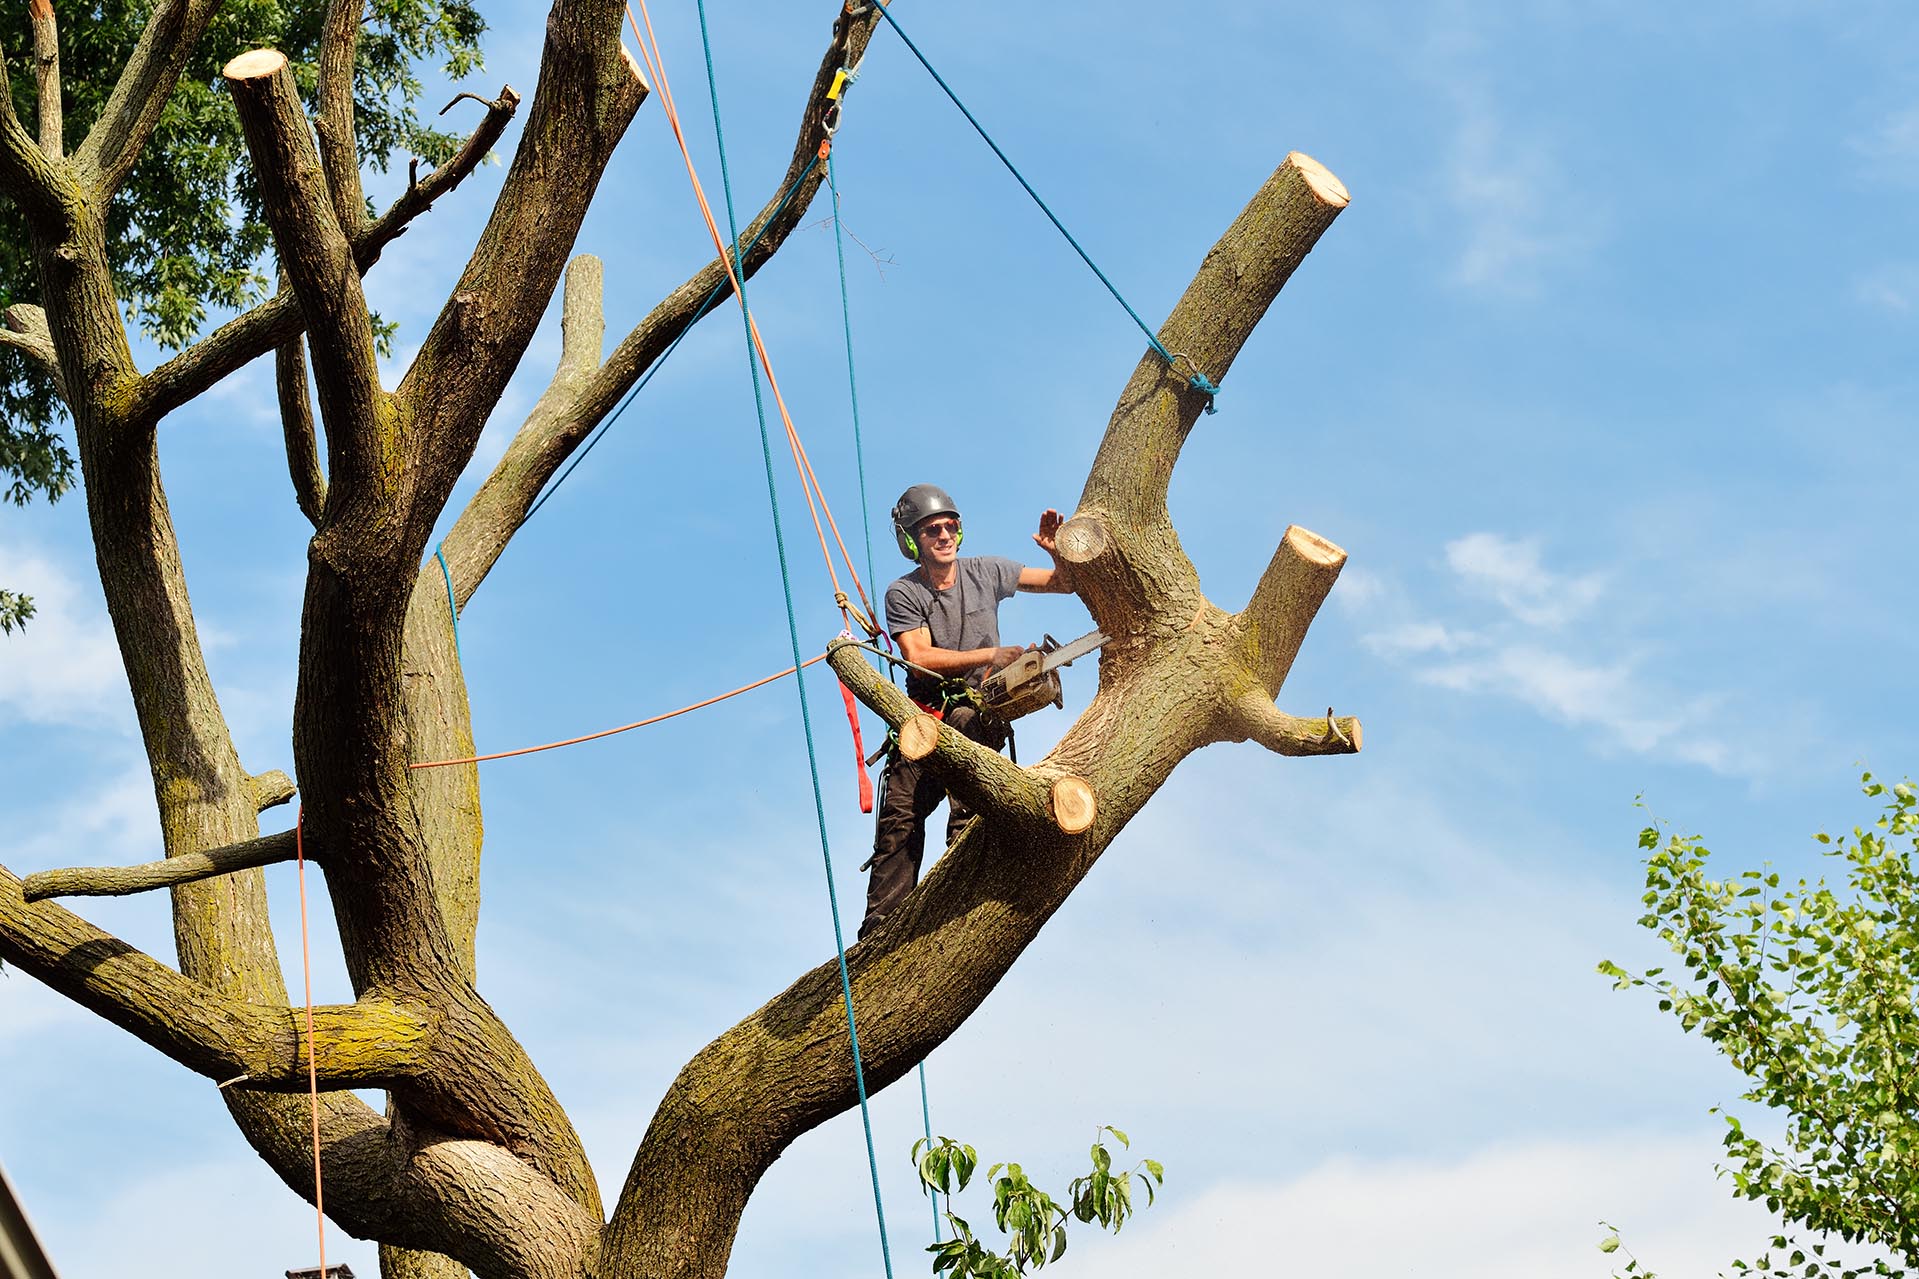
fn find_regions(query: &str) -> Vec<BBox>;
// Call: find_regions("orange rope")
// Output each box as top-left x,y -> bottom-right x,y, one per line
294,807 -> 327,1276
410,652 -> 830,770
624,0 -> 877,624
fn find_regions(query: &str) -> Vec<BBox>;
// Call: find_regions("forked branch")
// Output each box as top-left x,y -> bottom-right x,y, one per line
360,86 -> 522,258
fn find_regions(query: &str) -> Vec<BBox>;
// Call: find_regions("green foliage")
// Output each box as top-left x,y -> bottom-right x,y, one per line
0,587 -> 33,634
912,1127 -> 1164,1278
0,0 -> 483,626
1599,776 -> 1919,1277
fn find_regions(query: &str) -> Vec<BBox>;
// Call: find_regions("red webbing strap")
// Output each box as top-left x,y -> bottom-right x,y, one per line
838,677 -> 874,813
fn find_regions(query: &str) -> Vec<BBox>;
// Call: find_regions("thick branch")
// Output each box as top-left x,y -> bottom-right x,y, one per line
72,0 -> 221,194
22,829 -> 302,902
28,0 -> 60,158
1,865 -> 431,1087
829,640 -> 1081,832
0,304 -> 63,397
1080,152 -> 1348,525
1227,693 -> 1362,757
224,49 -> 385,471
314,0 -> 365,236
276,335 -> 328,525
1238,524 -> 1346,693
0,43 -> 66,230
360,87 -> 522,258
249,769 -> 297,810
440,4 -> 882,605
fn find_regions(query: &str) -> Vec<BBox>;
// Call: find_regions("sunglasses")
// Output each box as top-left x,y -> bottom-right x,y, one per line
918,519 -> 961,540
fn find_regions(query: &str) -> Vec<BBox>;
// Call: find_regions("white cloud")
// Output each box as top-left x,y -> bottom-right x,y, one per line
1441,90 -> 1598,296
1362,619 -> 1476,657
0,542 -> 133,731
0,765 -> 160,871
1072,1135 -> 1787,1279
1445,531 -> 1604,628
1855,262 -> 1919,314
1852,106 -> 1919,185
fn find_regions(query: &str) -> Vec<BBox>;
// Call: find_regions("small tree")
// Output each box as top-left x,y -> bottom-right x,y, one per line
1601,776 -> 1919,1279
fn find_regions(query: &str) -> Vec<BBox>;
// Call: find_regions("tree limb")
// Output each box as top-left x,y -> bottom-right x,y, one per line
28,0 -> 60,159
224,49 -> 386,490
360,86 -> 522,258
439,3 -> 882,606
276,335 -> 328,525
0,41 -> 67,231
0,304 -> 63,398
0,865 -> 432,1088
829,640 -> 1089,834
314,0 -> 366,236
72,0 -> 221,195
1237,524 -> 1346,693
22,829 -> 303,902
136,92 -> 523,426
1080,152 -> 1348,527
1227,693 -> 1362,757
249,768 -> 297,810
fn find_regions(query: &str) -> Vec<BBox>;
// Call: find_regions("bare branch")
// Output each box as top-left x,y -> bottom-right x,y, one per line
28,0 -> 60,158
72,0 -> 221,195
276,335 -> 328,525
1227,693 -> 1362,758
829,639 -> 1087,832
249,769 -> 297,810
314,0 -> 366,235
1,865 -> 431,1087
0,42 -> 66,230
1081,152 -> 1349,526
0,304 -> 63,397
1238,524 -> 1346,693
23,829 -> 302,902
360,86 -> 521,258
224,49 -> 385,480
439,2 -> 884,605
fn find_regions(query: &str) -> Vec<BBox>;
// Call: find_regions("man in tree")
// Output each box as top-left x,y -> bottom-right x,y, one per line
861,484 -> 1072,937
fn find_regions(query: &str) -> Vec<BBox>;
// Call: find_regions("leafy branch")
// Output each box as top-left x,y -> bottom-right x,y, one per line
912,1127 -> 1164,1278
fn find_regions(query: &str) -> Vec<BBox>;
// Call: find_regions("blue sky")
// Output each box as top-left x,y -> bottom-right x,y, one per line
4,1 -> 1918,1275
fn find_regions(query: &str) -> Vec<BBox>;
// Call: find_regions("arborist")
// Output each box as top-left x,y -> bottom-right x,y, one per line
860,483 -> 1074,938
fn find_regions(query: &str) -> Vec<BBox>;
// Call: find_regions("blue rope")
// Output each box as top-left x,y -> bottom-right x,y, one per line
866,2 -> 1219,413
693,8 -> 895,1278
520,153 -> 823,526
828,146 -> 941,1248
433,544 -> 462,660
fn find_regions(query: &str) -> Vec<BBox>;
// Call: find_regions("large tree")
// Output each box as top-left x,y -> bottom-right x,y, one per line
0,3 -> 1360,1277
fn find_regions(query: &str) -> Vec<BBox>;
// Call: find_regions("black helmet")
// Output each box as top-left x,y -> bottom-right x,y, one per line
891,483 -> 962,561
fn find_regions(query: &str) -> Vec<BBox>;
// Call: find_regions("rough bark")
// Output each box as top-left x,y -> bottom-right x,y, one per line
28,0 -> 60,158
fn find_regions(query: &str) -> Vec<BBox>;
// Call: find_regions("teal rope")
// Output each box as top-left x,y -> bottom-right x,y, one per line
693,8 -> 895,1278
827,146 -> 940,1247
866,2 -> 1219,413
433,544 -> 461,660
522,154 -> 822,525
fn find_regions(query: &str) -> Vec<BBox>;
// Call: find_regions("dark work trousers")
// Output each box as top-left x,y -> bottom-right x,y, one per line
860,702 -> 1007,938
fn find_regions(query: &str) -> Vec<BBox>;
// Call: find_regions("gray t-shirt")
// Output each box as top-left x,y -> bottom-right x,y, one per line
886,556 -> 1023,703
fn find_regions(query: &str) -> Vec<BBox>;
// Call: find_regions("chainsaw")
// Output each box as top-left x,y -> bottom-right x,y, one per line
979,628 -> 1109,722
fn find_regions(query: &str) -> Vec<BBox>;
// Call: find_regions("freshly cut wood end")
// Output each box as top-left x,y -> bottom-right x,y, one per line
27,0 -> 52,21
1050,775 -> 1097,835
898,713 -> 941,761
1283,525 -> 1347,568
1055,515 -> 1109,566
1284,152 -> 1350,209
1348,718 -> 1363,752
620,44 -> 653,94
223,48 -> 289,81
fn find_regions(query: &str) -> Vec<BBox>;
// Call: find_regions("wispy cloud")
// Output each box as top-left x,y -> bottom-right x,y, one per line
0,542 -> 133,731
1854,261 -> 1919,314
1350,532 -> 1766,776
1851,106 -> 1919,186
1445,532 -> 1605,627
